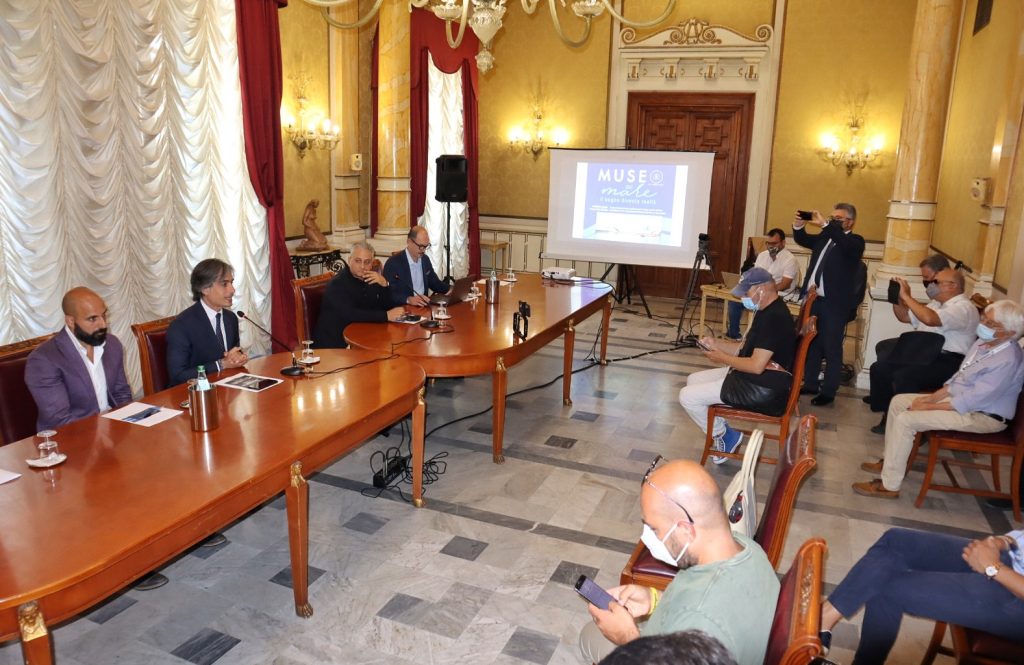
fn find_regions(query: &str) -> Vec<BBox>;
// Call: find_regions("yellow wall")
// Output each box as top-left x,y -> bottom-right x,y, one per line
932,0 -> 1023,285
766,0 -> 915,241
279,2 -> 332,238
623,0 -> 773,39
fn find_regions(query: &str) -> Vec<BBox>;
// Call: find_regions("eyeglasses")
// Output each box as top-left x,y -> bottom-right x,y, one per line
410,239 -> 430,251
642,455 -> 695,524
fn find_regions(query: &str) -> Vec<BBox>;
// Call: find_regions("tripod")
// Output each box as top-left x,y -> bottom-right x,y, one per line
599,264 -> 652,318
675,247 -> 714,343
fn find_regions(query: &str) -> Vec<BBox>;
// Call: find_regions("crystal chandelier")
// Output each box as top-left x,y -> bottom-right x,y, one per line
301,0 -> 676,73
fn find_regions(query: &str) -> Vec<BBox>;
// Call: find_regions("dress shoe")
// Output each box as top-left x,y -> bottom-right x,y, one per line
811,394 -> 834,406
870,423 -> 886,435
200,532 -> 228,548
133,572 -> 169,591
852,479 -> 900,499
800,387 -> 818,396
860,459 -> 883,473
862,395 -> 871,404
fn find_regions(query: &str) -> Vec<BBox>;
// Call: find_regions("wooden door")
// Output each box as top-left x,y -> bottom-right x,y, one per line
623,92 -> 755,299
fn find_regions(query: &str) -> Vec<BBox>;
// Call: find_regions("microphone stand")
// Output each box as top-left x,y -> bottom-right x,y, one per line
235,311 -> 304,377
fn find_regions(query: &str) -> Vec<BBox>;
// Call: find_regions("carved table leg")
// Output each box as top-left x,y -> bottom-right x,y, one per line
600,295 -> 611,365
411,387 -> 426,507
285,461 -> 313,618
492,357 -> 508,463
19,602 -> 53,665
563,318 -> 575,406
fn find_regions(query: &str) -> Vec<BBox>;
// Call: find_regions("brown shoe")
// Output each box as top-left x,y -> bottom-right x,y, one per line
860,459 -> 883,473
852,479 -> 900,499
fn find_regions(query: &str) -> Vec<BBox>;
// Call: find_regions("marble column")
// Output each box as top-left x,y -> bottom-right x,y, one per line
372,0 -> 412,256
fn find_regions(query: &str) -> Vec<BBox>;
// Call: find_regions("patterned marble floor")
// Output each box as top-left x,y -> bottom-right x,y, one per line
1,296 -> 1013,665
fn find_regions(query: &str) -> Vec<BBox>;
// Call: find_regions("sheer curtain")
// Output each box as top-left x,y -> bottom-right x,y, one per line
0,0 -> 271,393
418,58 -> 469,279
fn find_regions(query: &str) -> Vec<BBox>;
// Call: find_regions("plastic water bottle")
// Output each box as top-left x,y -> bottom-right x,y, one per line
196,365 -> 210,391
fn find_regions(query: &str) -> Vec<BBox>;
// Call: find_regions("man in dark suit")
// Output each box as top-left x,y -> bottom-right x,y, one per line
383,226 -> 450,307
313,240 -> 406,348
25,287 -> 133,430
166,258 -> 247,386
793,203 -> 865,406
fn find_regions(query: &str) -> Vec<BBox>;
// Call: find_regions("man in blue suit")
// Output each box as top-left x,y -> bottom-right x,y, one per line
25,287 -> 134,431
166,258 -> 247,386
793,203 -> 865,406
383,226 -> 450,307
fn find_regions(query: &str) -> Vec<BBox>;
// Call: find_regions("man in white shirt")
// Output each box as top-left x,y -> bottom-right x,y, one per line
726,229 -> 799,340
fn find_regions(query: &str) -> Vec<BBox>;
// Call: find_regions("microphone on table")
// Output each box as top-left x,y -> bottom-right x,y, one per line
393,275 -> 440,329
235,311 -> 305,377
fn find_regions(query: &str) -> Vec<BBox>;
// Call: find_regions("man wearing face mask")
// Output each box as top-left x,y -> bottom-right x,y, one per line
25,286 -> 133,431
855,299 -> 1024,499
578,459 -> 779,665
679,268 -> 796,463
866,265 -> 978,433
725,228 -> 799,340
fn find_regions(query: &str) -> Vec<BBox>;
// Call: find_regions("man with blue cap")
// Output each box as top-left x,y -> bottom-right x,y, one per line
678,267 -> 796,462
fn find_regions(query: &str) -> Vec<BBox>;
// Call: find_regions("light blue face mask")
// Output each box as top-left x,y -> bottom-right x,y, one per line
977,323 -> 997,341
741,297 -> 758,311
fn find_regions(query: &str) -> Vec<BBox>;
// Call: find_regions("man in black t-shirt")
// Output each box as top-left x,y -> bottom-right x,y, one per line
679,267 -> 796,463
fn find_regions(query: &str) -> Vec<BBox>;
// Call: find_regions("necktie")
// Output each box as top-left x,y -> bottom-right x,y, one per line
215,312 -> 226,352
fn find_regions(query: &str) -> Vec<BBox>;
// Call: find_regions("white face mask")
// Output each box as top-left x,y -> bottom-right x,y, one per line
641,523 -> 689,566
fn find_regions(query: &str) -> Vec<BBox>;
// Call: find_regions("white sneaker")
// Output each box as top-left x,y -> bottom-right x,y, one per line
710,435 -> 727,465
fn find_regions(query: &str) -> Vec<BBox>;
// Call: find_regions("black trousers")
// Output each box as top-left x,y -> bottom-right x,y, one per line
801,298 -> 847,397
868,349 -> 963,412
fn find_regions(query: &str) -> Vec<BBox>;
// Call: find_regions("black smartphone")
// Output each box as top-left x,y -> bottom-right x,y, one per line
887,279 -> 901,305
575,575 -> 616,610
696,338 -> 712,351
797,210 -> 813,221
398,313 -> 422,323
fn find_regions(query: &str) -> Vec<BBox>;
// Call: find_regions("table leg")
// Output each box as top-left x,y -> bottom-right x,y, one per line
599,295 -> 611,365
492,357 -> 508,464
285,461 -> 313,618
563,318 -> 575,406
411,387 -> 426,508
18,602 -> 53,665
699,292 -> 708,335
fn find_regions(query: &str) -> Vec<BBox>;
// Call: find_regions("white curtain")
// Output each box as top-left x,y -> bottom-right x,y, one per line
0,0 -> 271,395
418,56 -> 468,280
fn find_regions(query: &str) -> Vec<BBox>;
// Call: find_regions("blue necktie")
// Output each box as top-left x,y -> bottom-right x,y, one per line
215,312 -> 226,352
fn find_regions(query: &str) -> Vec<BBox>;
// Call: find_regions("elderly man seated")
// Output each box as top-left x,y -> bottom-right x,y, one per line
313,240 -> 407,349
855,299 -> 1024,499
679,267 -> 796,462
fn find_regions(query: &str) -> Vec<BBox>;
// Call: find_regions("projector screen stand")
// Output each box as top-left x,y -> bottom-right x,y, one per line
599,264 -> 651,318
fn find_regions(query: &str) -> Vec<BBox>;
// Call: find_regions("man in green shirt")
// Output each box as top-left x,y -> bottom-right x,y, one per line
578,459 -> 780,665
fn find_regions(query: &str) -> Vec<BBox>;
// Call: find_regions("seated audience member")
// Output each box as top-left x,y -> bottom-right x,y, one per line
854,299 -> 1024,499
312,240 -> 406,348
25,286 -> 133,430
383,226 -> 450,307
725,228 -> 799,340
866,264 -> 977,434
868,253 -> 949,368
579,458 -> 779,665
166,258 -> 247,386
599,630 -> 737,665
819,527 -> 1024,664
679,268 -> 796,462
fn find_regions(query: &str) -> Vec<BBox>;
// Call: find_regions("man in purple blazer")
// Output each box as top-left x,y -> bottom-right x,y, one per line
25,287 -> 133,431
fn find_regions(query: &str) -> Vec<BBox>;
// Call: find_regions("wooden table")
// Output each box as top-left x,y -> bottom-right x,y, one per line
0,351 -> 425,664
346,273 -> 613,463
699,284 -> 802,336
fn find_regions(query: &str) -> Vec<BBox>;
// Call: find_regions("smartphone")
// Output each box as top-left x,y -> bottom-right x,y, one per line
887,279 -> 901,305
575,575 -> 616,610
398,313 -> 422,323
696,338 -> 712,351
797,210 -> 813,221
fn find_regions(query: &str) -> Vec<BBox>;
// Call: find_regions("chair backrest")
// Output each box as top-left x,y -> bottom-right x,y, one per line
1009,388 -> 1024,442
763,537 -> 826,665
782,316 -> 817,418
795,289 -> 817,333
0,333 -> 57,445
131,316 -> 176,396
291,272 -> 334,343
754,414 -> 818,567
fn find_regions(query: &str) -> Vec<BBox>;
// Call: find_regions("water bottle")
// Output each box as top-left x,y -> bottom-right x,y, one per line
196,365 -> 210,391
486,269 -> 499,304
189,365 -> 219,431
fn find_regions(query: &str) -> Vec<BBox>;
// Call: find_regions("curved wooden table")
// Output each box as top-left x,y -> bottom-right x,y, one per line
0,350 -> 425,664
346,273 -> 612,462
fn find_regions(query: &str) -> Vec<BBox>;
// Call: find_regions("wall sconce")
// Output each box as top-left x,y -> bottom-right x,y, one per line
281,96 -> 339,158
818,116 -> 883,175
508,108 -> 567,159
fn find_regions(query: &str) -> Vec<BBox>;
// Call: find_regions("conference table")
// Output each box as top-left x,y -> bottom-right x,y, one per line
346,272 -> 613,463
0,350 -> 425,664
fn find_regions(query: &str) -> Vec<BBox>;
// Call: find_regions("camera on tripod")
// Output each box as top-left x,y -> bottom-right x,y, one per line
697,233 -> 711,259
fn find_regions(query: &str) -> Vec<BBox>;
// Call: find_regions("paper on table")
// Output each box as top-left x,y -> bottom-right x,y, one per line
0,469 -> 21,484
103,402 -> 182,427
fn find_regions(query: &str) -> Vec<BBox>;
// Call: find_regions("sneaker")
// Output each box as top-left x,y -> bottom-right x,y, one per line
711,427 -> 744,465
709,434 -> 727,464
819,629 -> 832,655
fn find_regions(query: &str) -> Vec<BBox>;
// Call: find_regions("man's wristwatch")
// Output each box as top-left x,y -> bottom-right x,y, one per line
985,563 -> 1002,579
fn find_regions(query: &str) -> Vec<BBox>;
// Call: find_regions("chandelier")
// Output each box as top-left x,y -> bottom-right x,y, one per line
301,0 -> 676,73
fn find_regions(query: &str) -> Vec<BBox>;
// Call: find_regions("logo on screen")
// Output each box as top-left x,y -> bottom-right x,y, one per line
595,168 -> 663,187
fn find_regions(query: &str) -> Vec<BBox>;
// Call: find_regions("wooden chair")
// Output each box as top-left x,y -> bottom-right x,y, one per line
131,316 -> 176,396
921,621 -> 1024,665
698,316 -> 817,466
291,272 -> 334,343
794,288 -> 817,333
763,537 -> 826,665
0,333 -> 57,444
908,388 -> 1024,522
620,415 -> 818,589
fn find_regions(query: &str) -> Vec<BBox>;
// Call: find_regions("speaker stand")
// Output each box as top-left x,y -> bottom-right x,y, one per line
443,201 -> 454,284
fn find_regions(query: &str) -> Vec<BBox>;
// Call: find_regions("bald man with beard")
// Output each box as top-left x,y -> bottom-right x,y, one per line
578,459 -> 779,665
25,287 -> 133,431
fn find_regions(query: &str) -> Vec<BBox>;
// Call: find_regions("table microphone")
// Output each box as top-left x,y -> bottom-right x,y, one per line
392,274 -> 439,329
235,311 -> 304,377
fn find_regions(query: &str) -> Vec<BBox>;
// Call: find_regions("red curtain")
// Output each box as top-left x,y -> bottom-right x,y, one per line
409,10 -> 481,276
235,0 -> 296,352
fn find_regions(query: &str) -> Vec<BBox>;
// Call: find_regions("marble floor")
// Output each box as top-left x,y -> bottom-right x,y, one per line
1,296 -> 1014,665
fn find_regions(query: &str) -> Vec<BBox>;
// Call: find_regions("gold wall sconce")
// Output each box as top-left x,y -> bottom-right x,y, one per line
818,115 -> 884,175
508,109 -> 568,159
281,96 -> 339,158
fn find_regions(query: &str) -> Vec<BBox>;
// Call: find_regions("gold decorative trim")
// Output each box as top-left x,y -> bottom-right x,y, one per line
798,564 -> 814,620
18,602 -> 48,642
621,18 -> 772,47
496,357 -> 507,373
566,318 -> 575,333
290,461 -> 306,488
296,602 -> 314,618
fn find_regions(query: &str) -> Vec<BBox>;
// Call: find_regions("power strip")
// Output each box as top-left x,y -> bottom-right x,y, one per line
372,455 -> 408,488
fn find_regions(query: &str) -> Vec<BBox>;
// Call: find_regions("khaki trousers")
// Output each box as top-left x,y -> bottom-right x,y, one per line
578,621 -> 617,664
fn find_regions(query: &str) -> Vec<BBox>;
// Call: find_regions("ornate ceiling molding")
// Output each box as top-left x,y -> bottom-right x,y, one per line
621,18 -> 772,47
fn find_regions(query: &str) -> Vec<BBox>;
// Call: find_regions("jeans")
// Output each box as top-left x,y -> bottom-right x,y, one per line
828,528 -> 1024,664
726,300 -> 745,338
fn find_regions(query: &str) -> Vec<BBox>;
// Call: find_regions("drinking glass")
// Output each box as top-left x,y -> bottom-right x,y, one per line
36,430 -> 58,459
